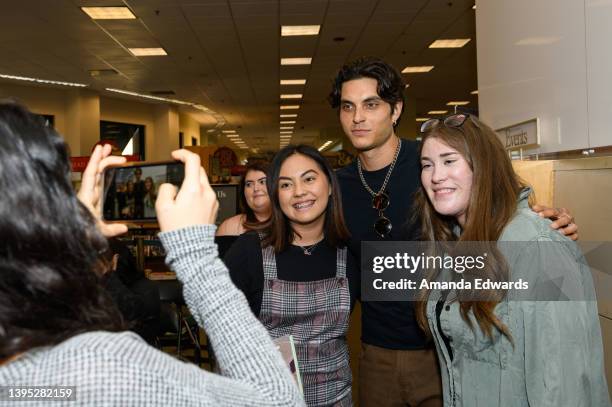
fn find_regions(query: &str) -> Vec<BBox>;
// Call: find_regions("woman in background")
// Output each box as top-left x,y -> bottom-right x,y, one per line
216,162 -> 271,255
143,176 -> 157,218
0,102 -> 304,406
224,145 -> 358,406
414,113 -> 609,406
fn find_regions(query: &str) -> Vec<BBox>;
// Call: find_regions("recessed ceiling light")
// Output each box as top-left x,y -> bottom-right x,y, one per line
472,4 -> 477,9
428,110 -> 448,115
401,66 -> 434,73
128,48 -> 167,56
446,101 -> 470,106
280,121 -> 296,124
416,118 -> 430,122
280,94 -> 302,99
280,114 -> 298,118
280,79 -> 307,85
471,90 -> 479,95
281,25 -> 320,36
280,105 -> 300,110
0,73 -> 87,88
81,6 -> 136,19
429,39 -> 471,48
281,58 -> 312,65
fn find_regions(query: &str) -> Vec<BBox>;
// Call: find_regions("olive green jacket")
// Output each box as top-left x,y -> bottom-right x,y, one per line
426,189 -> 610,406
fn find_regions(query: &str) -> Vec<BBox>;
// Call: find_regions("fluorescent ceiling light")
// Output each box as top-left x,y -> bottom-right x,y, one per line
280,131 -> 293,134
280,94 -> 302,99
281,58 -> 312,65
222,130 -> 236,133
280,105 -> 300,110
416,118 -> 430,122
239,146 -> 249,149
226,135 -> 240,138
515,36 -> 561,46
280,79 -> 307,85
471,90 -> 479,95
81,7 -> 136,19
129,48 -> 167,56
280,126 -> 294,129
429,39 -> 471,48
0,73 -> 87,88
401,66 -> 434,73
206,129 -> 216,133
280,114 -> 297,118
428,110 -> 448,115
446,101 -> 470,106
281,25 -> 320,36
280,120 -> 296,124
105,88 -> 212,113
280,136 -> 292,139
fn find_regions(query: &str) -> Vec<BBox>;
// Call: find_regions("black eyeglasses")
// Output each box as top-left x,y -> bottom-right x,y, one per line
419,113 -> 476,134
373,192 -> 392,238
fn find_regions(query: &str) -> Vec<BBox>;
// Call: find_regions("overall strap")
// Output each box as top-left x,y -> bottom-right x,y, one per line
336,246 -> 347,279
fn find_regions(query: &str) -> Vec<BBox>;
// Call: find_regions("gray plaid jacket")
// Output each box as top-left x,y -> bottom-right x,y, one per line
0,225 -> 305,406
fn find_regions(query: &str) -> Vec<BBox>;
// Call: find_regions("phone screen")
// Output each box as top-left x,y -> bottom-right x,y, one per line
102,162 -> 184,221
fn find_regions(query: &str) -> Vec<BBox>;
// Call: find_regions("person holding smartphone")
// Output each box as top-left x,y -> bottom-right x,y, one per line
0,102 -> 304,406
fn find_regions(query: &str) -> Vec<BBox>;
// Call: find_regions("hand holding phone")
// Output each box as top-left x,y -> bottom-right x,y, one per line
156,149 -> 219,233
78,144 -> 128,237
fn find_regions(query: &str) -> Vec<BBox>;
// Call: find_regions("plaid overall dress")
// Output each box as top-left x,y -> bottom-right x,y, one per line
259,244 -> 352,406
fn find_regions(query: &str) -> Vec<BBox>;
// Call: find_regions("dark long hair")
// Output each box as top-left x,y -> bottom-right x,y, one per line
0,101 -> 123,359
257,145 -> 350,252
239,161 -> 269,226
414,115 -> 526,341
328,57 -> 405,128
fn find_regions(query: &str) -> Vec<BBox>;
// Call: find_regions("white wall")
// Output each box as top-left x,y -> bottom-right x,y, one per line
476,0 -> 612,154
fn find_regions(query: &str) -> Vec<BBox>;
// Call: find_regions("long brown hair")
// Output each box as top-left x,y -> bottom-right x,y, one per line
414,115 -> 526,340
256,145 -> 350,252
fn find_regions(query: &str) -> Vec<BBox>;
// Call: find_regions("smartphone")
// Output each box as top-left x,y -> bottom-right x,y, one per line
102,161 -> 184,222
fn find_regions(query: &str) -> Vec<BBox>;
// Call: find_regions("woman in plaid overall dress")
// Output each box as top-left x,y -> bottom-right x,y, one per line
229,145 -> 354,406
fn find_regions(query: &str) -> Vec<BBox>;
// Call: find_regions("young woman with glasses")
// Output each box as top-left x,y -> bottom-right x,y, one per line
413,114 -> 609,406
223,145 -> 359,406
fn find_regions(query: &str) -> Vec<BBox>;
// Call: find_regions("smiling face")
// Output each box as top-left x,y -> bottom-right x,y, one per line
420,137 -> 473,226
339,77 -> 401,152
243,170 -> 269,211
277,153 -> 331,227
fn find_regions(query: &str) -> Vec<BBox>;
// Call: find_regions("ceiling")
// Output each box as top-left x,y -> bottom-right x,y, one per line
0,0 -> 478,152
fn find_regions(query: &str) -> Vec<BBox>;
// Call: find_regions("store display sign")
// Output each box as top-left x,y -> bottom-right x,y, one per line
496,118 -> 540,150
212,184 -> 239,225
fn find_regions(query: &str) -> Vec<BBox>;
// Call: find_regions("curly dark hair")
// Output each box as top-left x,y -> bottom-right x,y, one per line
0,101 -> 123,359
328,57 -> 406,128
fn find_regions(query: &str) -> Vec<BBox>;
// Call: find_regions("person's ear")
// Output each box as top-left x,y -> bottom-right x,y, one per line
391,101 -> 403,124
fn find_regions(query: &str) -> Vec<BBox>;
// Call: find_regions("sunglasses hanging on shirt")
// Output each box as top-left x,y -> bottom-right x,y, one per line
357,138 -> 402,238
